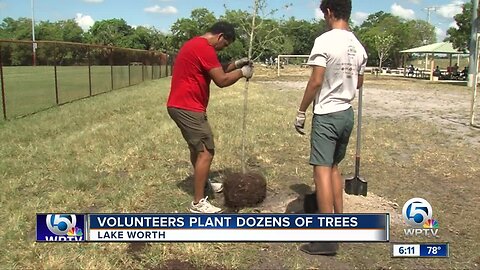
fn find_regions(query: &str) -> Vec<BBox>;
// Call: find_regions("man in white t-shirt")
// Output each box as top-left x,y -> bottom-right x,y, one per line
294,0 -> 367,255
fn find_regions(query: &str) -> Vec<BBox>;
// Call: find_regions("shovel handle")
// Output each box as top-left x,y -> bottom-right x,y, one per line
354,86 -> 363,177
354,156 -> 360,177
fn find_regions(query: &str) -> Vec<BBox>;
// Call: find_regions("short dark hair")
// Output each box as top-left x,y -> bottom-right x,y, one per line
320,0 -> 351,21
208,21 -> 236,43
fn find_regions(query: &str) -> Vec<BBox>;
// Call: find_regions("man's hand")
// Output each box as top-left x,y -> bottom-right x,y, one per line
235,57 -> 253,69
294,110 -> 306,135
241,65 -> 254,79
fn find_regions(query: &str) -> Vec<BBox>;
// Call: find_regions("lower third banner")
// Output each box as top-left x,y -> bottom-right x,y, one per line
87,213 -> 389,242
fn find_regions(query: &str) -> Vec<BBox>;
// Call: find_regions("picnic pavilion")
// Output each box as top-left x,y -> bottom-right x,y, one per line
400,42 -> 469,80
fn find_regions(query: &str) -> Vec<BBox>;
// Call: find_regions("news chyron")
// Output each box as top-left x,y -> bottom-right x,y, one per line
37,214 -> 85,242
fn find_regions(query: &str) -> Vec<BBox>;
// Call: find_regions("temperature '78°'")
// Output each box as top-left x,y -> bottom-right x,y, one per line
427,246 -> 442,255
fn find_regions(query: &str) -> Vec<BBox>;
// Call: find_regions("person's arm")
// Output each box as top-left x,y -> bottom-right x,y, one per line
299,66 -> 325,112
222,57 -> 252,73
294,66 -> 325,135
357,75 -> 364,89
209,67 -> 243,88
222,62 -> 237,72
357,53 -> 367,89
209,64 -> 254,88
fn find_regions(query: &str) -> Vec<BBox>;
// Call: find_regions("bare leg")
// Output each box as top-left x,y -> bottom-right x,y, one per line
189,145 -> 197,168
313,166 -> 334,213
193,144 -> 214,203
331,165 -> 344,214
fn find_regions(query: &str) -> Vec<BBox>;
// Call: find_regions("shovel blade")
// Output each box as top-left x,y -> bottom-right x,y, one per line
345,176 -> 367,196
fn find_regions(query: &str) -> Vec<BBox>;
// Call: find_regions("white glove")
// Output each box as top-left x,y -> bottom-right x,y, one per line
294,110 -> 306,135
235,57 -> 253,69
241,65 -> 254,79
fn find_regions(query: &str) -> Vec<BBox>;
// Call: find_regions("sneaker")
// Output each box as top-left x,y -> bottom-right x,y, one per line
189,196 -> 223,213
299,242 -> 338,256
205,179 -> 223,193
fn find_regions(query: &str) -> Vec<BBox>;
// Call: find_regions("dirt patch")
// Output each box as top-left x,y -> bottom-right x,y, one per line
258,189 -> 402,226
147,259 -> 227,270
257,80 -> 307,91
362,86 -> 480,146
257,75 -> 480,147
224,172 -> 267,208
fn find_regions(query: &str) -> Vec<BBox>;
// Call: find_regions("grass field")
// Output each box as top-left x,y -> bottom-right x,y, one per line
0,65 -> 169,119
0,71 -> 479,269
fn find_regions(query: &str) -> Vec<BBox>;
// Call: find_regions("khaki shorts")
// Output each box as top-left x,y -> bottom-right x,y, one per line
310,107 -> 354,166
167,107 -> 215,152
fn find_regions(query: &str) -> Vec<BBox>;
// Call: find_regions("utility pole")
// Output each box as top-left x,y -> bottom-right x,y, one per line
424,6 -> 438,24
31,0 -> 37,66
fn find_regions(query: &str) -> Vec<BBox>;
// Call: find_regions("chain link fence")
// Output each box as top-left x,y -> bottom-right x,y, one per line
0,40 -> 173,120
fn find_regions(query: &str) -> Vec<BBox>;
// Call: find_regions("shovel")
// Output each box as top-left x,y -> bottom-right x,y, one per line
344,86 -> 367,196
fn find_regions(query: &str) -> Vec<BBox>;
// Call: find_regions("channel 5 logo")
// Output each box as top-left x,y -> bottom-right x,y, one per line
402,198 -> 439,237
36,214 -> 84,242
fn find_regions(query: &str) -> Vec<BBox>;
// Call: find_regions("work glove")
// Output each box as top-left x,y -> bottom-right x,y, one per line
294,110 -> 306,135
235,57 -> 253,69
241,65 -> 254,79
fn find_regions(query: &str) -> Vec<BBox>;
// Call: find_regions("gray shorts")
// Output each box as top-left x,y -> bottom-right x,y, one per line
167,107 -> 215,152
310,107 -> 354,166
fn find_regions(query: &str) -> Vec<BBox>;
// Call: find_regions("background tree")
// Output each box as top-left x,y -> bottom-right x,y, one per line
170,8 -> 216,49
35,20 -> 84,65
129,26 -> 159,50
0,17 -> 35,65
0,17 -> 32,40
86,19 -> 135,47
356,12 -> 436,67
445,0 -> 472,51
280,18 -> 326,55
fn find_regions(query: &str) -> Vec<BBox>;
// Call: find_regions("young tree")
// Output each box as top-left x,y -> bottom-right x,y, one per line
373,34 -> 394,69
221,1 -> 295,61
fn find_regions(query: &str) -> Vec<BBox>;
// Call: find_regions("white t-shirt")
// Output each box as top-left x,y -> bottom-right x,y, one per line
307,29 -> 367,115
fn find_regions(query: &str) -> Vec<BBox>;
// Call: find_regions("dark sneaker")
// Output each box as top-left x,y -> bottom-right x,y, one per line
299,242 -> 339,256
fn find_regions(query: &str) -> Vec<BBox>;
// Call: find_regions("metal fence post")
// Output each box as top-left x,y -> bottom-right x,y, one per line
128,62 -> 131,86
165,55 -> 168,78
0,43 -> 7,120
88,46 -> 92,97
110,48 -> 114,91
170,55 -> 173,76
54,42 -> 59,105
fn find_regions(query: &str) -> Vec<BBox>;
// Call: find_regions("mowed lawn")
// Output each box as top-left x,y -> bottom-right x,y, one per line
0,65 -> 169,119
0,75 -> 479,269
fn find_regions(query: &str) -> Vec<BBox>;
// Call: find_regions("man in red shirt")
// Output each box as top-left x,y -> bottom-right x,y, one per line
167,21 -> 254,213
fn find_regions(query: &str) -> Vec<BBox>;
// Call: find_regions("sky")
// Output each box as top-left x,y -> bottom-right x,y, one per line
0,0 -> 469,41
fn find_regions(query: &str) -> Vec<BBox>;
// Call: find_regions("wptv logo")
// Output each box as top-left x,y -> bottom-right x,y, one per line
402,198 -> 439,237
36,214 -> 84,242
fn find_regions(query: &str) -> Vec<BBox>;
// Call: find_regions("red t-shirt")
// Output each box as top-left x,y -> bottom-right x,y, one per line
167,37 -> 222,112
